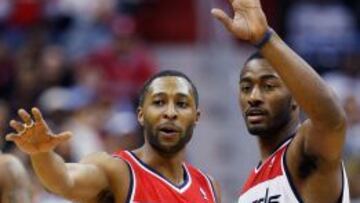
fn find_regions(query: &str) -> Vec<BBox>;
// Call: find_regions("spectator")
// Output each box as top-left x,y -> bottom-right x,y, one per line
286,0 -> 357,74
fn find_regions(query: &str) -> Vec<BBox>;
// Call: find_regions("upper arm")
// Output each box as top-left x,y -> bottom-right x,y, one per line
0,155 -> 32,203
286,118 -> 346,179
295,80 -> 347,162
59,152 -> 112,201
64,152 -> 130,202
286,121 -> 345,202
296,118 -> 346,163
287,118 -> 345,186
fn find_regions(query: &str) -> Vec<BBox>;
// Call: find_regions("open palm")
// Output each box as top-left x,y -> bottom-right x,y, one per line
6,108 -> 72,155
212,0 -> 269,44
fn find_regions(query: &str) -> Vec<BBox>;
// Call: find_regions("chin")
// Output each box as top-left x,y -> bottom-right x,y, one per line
157,146 -> 184,155
247,125 -> 270,137
152,143 -> 185,154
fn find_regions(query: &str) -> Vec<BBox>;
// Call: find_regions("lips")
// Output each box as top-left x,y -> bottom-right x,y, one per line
245,108 -> 267,123
158,123 -> 181,138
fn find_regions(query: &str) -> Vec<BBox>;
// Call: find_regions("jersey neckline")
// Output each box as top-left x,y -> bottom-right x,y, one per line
255,136 -> 294,173
127,151 -> 192,193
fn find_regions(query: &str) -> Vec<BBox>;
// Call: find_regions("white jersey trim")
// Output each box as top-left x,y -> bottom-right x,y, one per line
197,169 -> 218,203
281,140 -> 350,203
126,151 -> 192,193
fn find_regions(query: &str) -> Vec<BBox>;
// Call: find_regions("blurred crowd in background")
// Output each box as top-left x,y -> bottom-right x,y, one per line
0,0 -> 359,202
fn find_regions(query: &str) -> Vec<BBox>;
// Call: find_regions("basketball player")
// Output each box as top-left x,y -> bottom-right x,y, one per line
0,152 -> 32,203
6,70 -> 221,203
212,0 -> 350,202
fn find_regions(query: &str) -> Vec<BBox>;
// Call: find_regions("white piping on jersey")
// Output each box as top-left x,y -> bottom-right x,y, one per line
197,169 -> 217,203
128,163 -> 136,202
280,143 -> 301,202
125,151 -> 192,194
279,141 -> 350,203
254,138 -> 292,174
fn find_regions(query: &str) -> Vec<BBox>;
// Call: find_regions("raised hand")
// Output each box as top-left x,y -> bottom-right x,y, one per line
211,0 -> 269,44
6,107 -> 72,155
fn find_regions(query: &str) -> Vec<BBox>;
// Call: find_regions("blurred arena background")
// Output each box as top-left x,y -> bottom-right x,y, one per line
0,0 -> 359,202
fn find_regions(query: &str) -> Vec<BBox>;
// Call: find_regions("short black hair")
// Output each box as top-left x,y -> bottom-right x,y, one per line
245,52 -> 264,65
240,52 -> 265,79
138,70 -> 199,108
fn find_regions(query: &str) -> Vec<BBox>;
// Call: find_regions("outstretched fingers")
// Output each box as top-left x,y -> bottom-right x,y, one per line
31,107 -> 46,125
56,131 -> 72,141
9,120 -> 24,133
211,8 -> 233,30
18,109 -> 33,126
5,133 -> 21,142
51,131 -> 72,146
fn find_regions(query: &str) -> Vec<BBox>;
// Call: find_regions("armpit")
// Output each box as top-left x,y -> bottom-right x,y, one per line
298,151 -> 318,179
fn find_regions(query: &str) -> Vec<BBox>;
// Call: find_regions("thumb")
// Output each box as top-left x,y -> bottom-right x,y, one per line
211,8 -> 232,30
54,131 -> 73,142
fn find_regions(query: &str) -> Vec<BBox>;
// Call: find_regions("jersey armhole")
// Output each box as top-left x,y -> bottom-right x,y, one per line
112,154 -> 135,203
336,164 -> 345,203
283,144 -> 347,203
282,143 -> 305,203
206,175 -> 220,203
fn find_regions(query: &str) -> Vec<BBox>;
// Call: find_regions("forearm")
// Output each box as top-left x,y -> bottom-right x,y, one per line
31,151 -> 74,196
260,32 -> 346,127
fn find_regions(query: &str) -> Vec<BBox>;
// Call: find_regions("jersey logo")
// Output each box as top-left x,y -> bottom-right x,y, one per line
252,188 -> 281,203
200,187 -> 208,200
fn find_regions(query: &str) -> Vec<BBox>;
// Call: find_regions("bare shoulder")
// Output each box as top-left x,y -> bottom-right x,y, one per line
80,152 -> 114,164
79,152 -> 131,202
80,152 -> 128,170
0,154 -> 30,189
80,151 -> 130,184
0,154 -> 27,175
286,121 -> 344,202
0,154 -> 22,166
288,119 -> 344,169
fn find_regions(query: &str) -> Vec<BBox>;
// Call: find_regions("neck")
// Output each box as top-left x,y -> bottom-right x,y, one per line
257,118 -> 299,161
134,144 -> 186,185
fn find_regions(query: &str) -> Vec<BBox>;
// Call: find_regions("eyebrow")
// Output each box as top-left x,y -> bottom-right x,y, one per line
239,77 -> 252,84
151,92 -> 191,98
240,74 -> 279,83
260,74 -> 279,80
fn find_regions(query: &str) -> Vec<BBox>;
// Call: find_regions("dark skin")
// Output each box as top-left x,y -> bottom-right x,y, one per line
212,0 -> 347,202
136,76 -> 200,184
239,59 -> 299,158
6,76 -> 221,203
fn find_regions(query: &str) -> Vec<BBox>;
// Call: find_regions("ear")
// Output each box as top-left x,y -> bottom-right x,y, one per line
291,99 -> 298,111
195,110 -> 201,125
137,107 -> 144,126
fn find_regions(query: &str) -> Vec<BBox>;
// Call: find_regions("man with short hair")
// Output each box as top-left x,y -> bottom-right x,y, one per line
212,0 -> 350,202
6,70 -> 221,203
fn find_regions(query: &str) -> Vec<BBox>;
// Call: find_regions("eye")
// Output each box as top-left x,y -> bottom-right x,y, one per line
153,100 -> 165,106
240,84 -> 252,93
263,84 -> 275,91
177,101 -> 189,108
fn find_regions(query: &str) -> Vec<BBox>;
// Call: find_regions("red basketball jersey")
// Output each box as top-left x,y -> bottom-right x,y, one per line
238,138 -> 350,203
113,150 -> 218,203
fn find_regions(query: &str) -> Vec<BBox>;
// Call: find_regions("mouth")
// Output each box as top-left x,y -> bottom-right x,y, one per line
245,108 -> 267,123
158,124 -> 181,138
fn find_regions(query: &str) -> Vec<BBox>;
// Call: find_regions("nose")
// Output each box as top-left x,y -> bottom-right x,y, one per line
248,87 -> 263,107
163,102 -> 178,120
